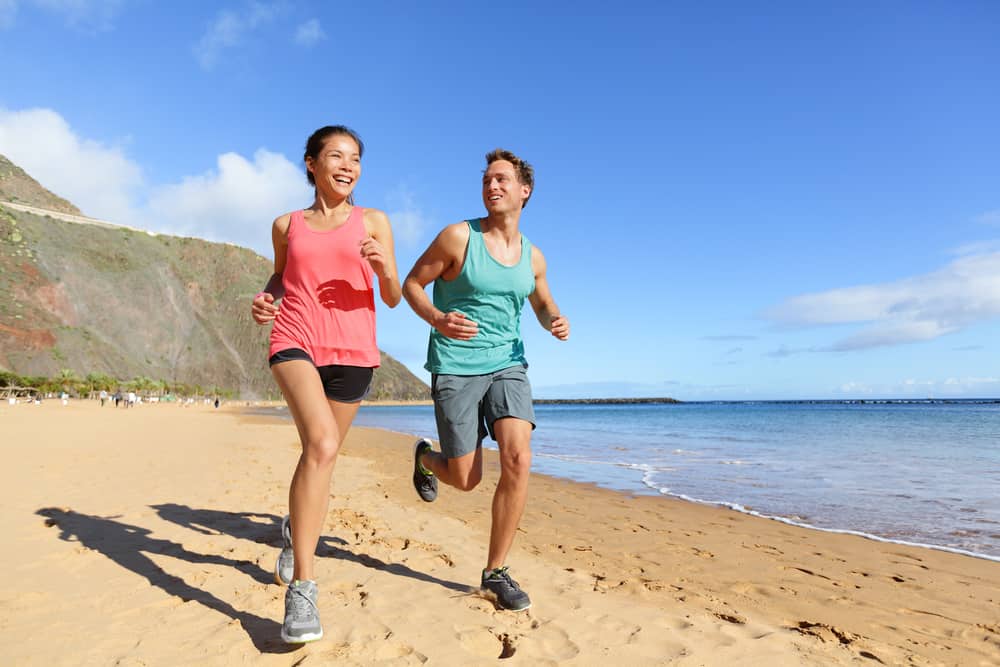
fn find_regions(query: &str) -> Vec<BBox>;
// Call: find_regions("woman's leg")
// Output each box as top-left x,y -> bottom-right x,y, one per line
271,361 -> 361,581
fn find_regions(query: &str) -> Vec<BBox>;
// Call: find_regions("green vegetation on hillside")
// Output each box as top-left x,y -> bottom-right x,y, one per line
0,368 -> 235,400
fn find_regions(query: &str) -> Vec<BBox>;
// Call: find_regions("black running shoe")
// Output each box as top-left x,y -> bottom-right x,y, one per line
413,438 -> 438,502
481,566 -> 531,611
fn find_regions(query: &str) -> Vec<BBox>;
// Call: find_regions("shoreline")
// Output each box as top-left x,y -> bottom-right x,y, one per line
3,400 -> 996,665
248,403 -> 1000,563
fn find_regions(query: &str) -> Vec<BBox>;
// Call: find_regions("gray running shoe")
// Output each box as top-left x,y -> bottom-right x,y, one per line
481,566 -> 531,611
281,579 -> 322,643
412,438 -> 438,502
274,514 -> 294,586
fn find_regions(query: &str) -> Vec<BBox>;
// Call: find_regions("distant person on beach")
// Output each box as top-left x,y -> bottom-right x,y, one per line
99,390 -> 108,407
251,125 -> 401,643
403,148 -> 569,611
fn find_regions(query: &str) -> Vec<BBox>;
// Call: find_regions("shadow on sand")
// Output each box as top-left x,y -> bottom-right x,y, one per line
35,504 -> 474,654
36,507 -> 296,654
151,503 -> 472,595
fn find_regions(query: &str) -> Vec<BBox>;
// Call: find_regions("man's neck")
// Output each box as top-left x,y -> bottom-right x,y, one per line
482,210 -> 522,243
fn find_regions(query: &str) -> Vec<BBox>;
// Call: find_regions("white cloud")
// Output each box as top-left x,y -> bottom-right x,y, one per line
762,252 -> 1000,350
147,149 -> 311,252
942,376 -> 998,389
35,0 -> 125,30
194,1 -> 283,69
838,382 -> 874,395
0,106 -> 310,255
0,106 -> 144,222
384,186 -> 430,247
0,0 -> 17,28
766,345 -> 814,358
1,0 -> 126,31
951,239 -> 1000,256
836,377 -> 999,397
294,18 -> 324,46
974,209 -> 1000,226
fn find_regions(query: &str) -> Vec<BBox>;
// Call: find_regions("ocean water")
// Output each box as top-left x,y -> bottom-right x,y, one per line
347,401 -> 1000,561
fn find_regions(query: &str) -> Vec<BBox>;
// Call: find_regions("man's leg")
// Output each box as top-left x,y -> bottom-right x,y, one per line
414,373 -> 488,493
486,417 -> 532,570
420,445 -> 483,491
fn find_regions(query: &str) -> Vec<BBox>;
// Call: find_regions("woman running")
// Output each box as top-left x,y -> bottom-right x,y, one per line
251,125 -> 401,643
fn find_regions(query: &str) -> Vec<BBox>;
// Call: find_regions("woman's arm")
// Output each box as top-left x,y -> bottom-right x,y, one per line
362,208 -> 402,308
251,214 -> 291,324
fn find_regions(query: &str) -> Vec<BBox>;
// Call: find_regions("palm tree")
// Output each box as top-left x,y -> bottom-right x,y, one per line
57,369 -> 79,396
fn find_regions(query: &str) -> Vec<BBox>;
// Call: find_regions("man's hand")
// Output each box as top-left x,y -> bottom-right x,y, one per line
550,314 -> 570,341
434,311 -> 479,340
252,292 -> 278,324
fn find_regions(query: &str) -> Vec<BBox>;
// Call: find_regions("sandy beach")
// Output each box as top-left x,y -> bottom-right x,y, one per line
1,400 -> 997,666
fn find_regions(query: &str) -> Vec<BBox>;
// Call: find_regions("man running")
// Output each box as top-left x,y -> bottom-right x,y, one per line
402,148 -> 570,611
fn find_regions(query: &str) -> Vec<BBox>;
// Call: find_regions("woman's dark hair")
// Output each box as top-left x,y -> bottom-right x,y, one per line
304,125 -> 364,186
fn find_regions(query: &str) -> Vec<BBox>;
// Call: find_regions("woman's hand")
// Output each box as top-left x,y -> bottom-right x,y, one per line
360,235 -> 393,279
252,292 -> 278,324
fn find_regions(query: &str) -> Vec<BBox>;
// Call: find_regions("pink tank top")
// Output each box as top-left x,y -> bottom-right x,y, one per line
269,207 -> 379,368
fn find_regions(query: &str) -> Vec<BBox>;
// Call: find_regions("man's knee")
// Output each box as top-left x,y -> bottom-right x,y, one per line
499,447 -> 531,477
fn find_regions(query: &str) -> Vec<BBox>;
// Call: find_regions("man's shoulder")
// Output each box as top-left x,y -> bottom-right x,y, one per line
443,219 -> 474,234
436,220 -> 473,246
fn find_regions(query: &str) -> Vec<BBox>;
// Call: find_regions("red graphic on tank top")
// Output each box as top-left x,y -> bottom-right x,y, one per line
315,278 -> 371,311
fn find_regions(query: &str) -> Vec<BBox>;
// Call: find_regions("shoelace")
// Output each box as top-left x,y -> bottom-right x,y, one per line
287,585 -> 318,619
489,568 -> 520,590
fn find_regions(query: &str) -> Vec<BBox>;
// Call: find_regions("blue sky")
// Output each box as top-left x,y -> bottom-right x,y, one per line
1,1 -> 999,399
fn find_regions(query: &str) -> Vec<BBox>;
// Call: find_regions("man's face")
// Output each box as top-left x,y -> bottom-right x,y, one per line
482,160 -> 530,213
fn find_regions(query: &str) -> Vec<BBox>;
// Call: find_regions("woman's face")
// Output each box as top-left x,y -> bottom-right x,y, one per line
307,133 -> 362,199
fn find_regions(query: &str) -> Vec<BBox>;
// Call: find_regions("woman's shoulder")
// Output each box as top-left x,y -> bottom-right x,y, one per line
361,207 -> 388,223
272,210 -> 301,233
361,207 -> 392,235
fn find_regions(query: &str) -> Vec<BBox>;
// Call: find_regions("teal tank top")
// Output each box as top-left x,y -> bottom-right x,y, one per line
426,219 -> 535,375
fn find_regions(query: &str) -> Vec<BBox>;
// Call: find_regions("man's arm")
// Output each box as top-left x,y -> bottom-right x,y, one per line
527,246 -> 570,340
403,223 -> 479,340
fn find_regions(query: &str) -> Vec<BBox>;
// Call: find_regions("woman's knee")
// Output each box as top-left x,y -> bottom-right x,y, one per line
302,435 -> 340,468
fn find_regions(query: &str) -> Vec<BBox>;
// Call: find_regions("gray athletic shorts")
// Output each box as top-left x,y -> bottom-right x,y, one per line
431,364 -> 536,459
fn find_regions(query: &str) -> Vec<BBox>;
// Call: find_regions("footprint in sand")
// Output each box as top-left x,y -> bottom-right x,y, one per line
521,623 -> 579,661
312,639 -> 426,664
464,594 -> 500,614
713,611 -> 747,625
586,613 -> 642,643
789,620 -> 861,645
456,625 -> 517,659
